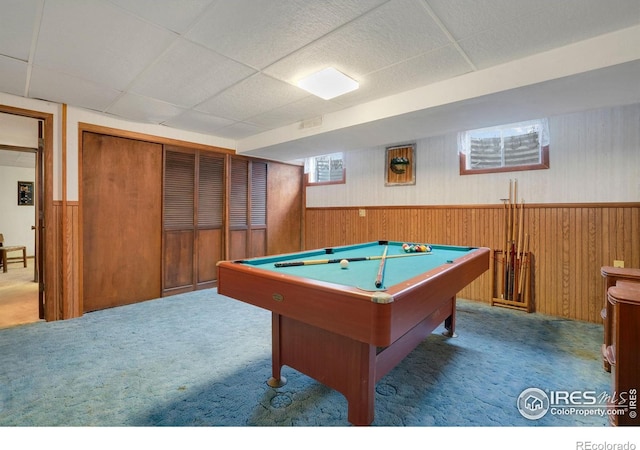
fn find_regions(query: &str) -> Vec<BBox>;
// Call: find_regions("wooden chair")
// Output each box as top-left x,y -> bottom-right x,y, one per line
0,233 -> 27,273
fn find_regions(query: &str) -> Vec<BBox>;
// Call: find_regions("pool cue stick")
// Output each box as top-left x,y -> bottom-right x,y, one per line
501,198 -> 508,298
273,251 -> 430,267
517,234 -> 529,301
512,179 -> 517,241
374,245 -> 388,288
517,199 -> 524,258
505,180 -> 513,298
510,180 -> 516,298
504,181 -> 510,297
515,199 -> 524,301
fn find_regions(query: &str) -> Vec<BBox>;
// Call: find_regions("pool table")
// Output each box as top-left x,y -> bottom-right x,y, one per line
217,240 -> 490,425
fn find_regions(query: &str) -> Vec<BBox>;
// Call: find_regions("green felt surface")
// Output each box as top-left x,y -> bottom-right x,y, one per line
241,241 -> 478,291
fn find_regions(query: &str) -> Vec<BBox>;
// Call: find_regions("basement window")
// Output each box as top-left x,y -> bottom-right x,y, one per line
305,152 -> 345,186
459,119 -> 550,175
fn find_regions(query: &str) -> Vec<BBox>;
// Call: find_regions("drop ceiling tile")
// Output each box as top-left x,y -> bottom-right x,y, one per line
107,93 -> 186,124
331,44 -> 474,107
0,0 -> 637,156
195,74 -> 307,121
263,0 -> 450,84
551,0 -> 640,39
29,66 -> 121,111
0,0 -> 40,61
246,95 -> 345,129
213,121 -> 268,140
34,0 -> 177,90
426,0 -> 560,41
0,55 -> 27,96
129,39 -> 256,109
162,109 -> 236,135
459,0 -> 640,69
185,0 -> 388,69
107,0 -> 215,33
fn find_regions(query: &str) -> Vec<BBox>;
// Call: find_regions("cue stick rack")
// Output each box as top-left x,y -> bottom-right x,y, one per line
491,179 -> 533,312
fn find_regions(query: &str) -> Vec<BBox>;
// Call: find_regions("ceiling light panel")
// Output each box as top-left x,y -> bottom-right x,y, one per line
297,67 -> 359,100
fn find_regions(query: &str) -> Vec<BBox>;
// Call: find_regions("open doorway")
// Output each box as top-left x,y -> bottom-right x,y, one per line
0,113 -> 41,328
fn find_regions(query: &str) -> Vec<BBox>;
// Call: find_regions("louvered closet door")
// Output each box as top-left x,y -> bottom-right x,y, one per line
197,153 -> 224,286
228,158 -> 268,260
163,150 -> 195,292
229,158 -> 249,260
250,161 -> 267,257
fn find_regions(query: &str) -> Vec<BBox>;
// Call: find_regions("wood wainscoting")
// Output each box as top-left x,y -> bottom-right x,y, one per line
305,203 -> 640,323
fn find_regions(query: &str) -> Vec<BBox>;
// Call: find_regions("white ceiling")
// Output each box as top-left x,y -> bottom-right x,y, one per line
0,0 -> 639,162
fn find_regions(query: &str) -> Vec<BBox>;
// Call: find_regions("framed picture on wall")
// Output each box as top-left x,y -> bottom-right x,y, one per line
385,144 -> 416,186
18,181 -> 34,206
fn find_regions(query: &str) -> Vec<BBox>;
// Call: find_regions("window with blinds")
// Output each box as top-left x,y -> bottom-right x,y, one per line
459,119 -> 550,175
305,152 -> 345,185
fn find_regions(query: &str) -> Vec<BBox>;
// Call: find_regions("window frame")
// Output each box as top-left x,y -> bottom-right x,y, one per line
459,119 -> 550,175
304,152 -> 346,186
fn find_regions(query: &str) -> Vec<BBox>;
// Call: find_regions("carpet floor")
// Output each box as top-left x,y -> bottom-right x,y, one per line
0,289 -> 612,428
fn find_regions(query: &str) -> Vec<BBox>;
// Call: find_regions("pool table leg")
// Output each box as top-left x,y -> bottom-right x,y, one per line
267,312 -> 287,388
267,312 -> 376,425
442,296 -> 457,338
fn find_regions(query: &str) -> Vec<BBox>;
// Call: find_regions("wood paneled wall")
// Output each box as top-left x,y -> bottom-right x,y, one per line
51,201 -> 81,320
305,203 -> 640,323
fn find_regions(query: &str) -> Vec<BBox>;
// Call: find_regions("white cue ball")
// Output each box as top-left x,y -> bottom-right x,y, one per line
340,259 -> 349,269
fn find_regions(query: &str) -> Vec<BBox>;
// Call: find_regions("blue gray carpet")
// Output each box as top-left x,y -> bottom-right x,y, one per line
0,289 -> 611,427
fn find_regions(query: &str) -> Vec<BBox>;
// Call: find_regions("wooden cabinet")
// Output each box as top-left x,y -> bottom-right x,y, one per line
605,283 -> 640,426
163,147 -> 224,295
600,266 -> 640,372
81,130 -> 303,308
163,151 -> 303,295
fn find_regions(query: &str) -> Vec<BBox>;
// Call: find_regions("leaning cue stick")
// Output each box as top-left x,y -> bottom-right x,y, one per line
511,180 -> 519,299
505,180 -> 513,299
516,199 -> 524,260
515,199 -> 524,297
512,179 -> 518,244
501,199 -> 508,298
517,234 -> 529,301
273,251 -> 431,267
374,245 -> 389,288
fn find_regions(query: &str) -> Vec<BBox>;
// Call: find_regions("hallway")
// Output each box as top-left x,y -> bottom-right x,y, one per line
0,258 -> 40,328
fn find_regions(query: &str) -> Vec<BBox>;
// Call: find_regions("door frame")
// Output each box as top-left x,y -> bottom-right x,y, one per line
0,104 -> 55,321
0,143 -> 41,317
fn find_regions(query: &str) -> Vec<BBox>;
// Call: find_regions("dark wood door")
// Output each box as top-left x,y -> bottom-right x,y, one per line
267,162 -> 303,254
82,132 -> 162,312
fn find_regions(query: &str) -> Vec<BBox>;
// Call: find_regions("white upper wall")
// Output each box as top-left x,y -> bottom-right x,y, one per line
0,113 -> 38,148
0,166 -> 36,255
65,107 -> 235,200
1,94 -> 638,208
305,103 -> 640,206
